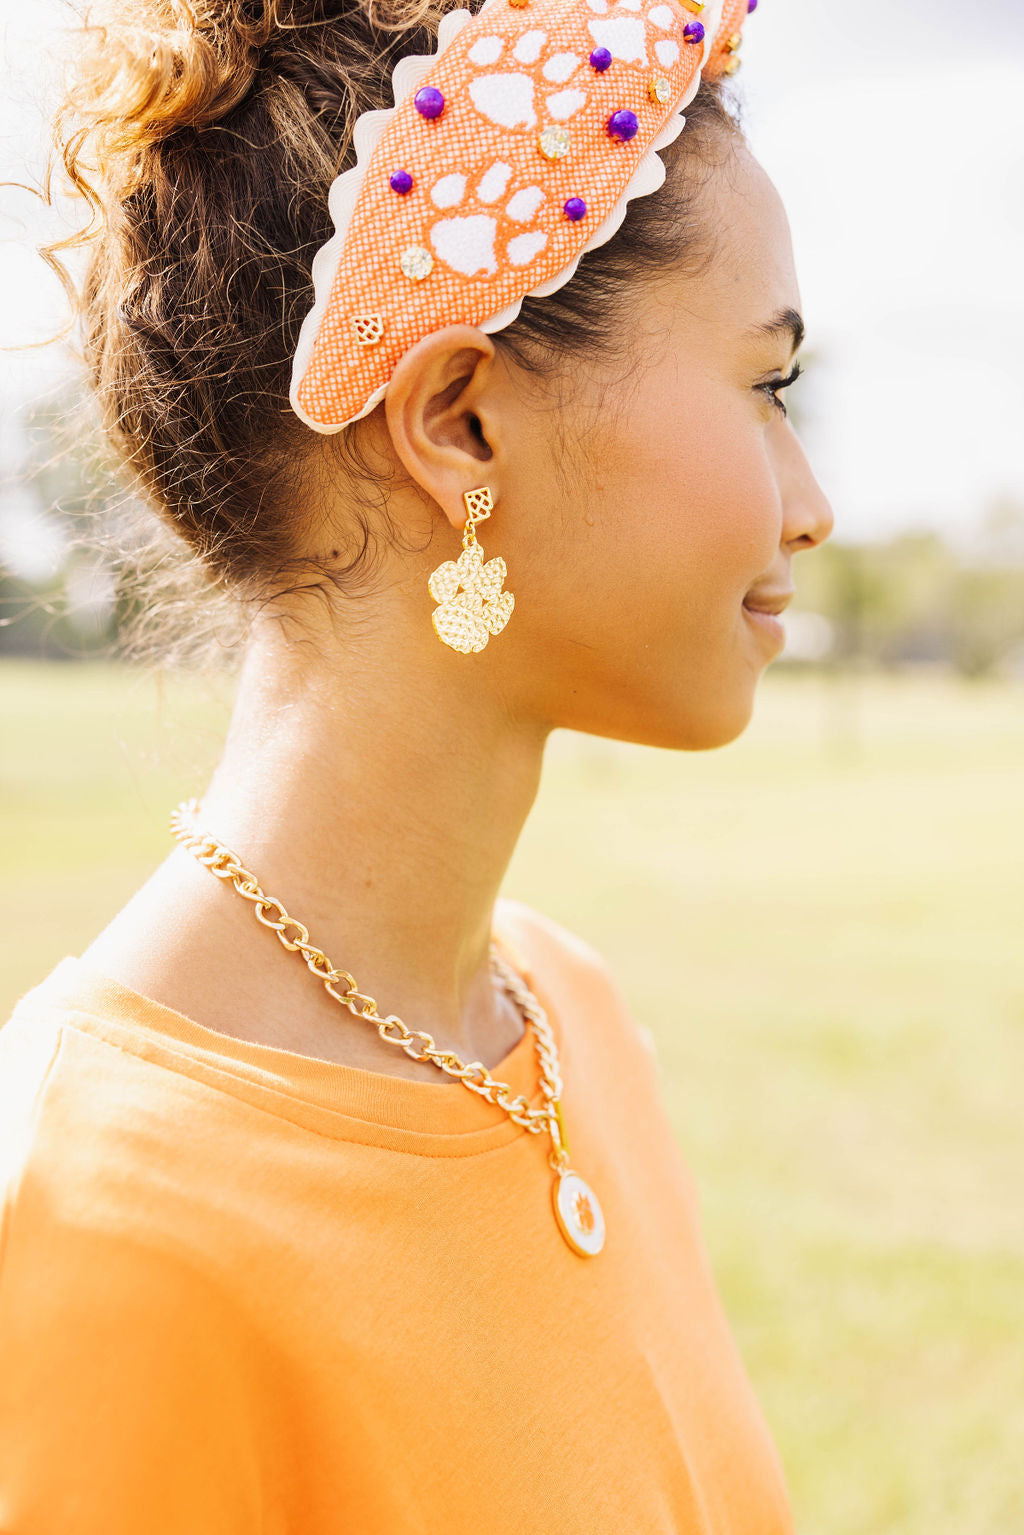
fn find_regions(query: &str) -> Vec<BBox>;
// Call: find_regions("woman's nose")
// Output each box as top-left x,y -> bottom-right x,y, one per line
778,424 -> 835,551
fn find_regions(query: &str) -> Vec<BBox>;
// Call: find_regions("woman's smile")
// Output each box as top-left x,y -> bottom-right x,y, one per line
742,601 -> 787,647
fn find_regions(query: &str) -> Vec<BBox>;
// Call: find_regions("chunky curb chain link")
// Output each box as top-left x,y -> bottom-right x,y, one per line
168,798 -> 569,1166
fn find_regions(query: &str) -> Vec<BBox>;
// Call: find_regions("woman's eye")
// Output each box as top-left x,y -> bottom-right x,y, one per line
760,361 -> 803,418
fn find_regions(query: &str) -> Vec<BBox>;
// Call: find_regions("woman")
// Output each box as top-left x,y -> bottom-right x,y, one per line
0,0 -> 833,1529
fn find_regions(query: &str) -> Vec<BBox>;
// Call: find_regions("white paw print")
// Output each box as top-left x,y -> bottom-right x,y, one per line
427,157 -> 549,278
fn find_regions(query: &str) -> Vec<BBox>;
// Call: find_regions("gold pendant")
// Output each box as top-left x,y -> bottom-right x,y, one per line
552,1167 -> 606,1257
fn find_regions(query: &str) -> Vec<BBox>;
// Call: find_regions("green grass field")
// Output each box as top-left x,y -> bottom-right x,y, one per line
2,657 -> 1022,1534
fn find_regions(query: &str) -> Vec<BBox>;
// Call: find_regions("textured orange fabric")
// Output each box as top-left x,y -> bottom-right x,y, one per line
294,0 -> 751,429
707,0 -> 749,70
0,898 -> 794,1534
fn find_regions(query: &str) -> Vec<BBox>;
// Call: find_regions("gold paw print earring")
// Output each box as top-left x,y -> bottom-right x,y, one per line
428,486 -> 515,654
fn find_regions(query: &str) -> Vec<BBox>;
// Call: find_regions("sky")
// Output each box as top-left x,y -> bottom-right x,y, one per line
1,0 -> 1023,549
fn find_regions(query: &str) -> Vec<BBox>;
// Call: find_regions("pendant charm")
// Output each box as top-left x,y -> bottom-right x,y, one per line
552,1167 -> 606,1257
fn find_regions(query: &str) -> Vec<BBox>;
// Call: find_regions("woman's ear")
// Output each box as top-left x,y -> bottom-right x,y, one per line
384,325 -> 504,534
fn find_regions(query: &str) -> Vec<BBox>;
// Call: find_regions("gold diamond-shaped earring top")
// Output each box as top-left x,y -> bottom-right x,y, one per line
463,486 -> 494,527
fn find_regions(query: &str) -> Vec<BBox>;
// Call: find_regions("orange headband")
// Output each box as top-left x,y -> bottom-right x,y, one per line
290,0 -> 754,432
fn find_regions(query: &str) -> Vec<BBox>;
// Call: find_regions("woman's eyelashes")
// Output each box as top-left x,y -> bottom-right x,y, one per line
758,360 -> 803,418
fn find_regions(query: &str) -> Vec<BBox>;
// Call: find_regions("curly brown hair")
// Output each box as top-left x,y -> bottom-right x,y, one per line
37,0 -> 742,667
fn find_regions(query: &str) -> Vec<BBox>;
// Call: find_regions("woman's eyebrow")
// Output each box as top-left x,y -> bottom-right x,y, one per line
745,307 -> 805,357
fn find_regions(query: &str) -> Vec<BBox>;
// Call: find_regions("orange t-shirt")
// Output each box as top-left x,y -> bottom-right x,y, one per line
0,898 -> 795,1534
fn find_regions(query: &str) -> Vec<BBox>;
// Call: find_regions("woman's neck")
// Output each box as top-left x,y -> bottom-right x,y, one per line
164,610 -> 551,1066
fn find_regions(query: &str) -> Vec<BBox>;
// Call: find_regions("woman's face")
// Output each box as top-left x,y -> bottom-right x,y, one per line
503,141 -> 834,751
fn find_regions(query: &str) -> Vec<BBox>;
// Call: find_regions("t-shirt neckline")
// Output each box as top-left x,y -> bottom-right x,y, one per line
19,921 -> 568,1151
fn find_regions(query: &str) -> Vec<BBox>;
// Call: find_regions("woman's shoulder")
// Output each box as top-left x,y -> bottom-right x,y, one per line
0,976 -> 160,1269
493,896 -> 613,982
0,993 -> 66,1245
0,1002 -> 264,1530
494,897 -> 662,1067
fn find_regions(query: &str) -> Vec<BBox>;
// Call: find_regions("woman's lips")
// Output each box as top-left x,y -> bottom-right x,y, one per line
742,588 -> 794,617
742,601 -> 786,644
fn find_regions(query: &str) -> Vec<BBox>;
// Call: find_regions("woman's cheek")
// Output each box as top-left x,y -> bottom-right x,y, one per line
682,404 -> 782,599
631,396 -> 776,617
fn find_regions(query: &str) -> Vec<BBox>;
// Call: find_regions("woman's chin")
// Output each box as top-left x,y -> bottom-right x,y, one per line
562,684 -> 758,753
652,700 -> 757,753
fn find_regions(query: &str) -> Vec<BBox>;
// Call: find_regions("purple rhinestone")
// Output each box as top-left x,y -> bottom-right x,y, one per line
683,20 -> 705,42
563,196 -> 587,221
606,109 -> 639,142
747,0 -> 758,10
414,85 -> 445,120
389,168 -> 414,194
589,46 -> 613,71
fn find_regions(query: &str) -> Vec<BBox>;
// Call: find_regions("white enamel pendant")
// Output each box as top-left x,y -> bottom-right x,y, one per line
552,1168 -> 606,1257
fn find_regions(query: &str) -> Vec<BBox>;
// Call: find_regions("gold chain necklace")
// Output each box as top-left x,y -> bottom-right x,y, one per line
168,797 -> 605,1257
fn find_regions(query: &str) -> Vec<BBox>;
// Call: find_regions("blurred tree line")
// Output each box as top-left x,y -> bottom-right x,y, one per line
789,500 -> 1024,679
2,388 -> 1024,679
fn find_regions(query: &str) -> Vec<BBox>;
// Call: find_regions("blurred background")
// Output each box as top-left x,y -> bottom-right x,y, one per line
2,2 -> 1022,1531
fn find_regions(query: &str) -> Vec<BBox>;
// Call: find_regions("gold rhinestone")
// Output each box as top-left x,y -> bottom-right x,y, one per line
648,75 -> 672,105
724,32 -> 743,51
508,0 -> 530,7
723,56 -> 742,75
538,123 -> 570,160
399,244 -> 433,280
680,0 -> 704,11
351,313 -> 385,346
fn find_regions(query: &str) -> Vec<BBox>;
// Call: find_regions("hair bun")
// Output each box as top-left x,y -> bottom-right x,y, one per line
68,2 -> 269,184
